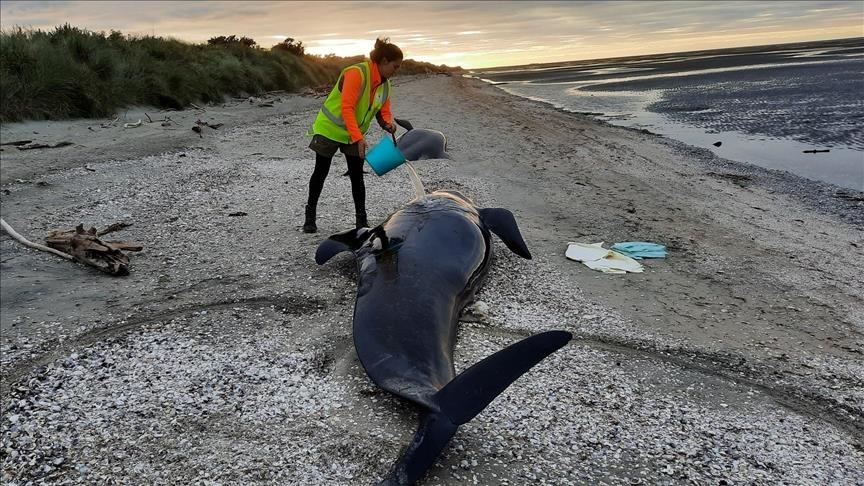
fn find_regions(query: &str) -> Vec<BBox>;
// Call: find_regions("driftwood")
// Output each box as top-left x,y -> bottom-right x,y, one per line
16,141 -> 73,151
303,85 -> 330,98
42,222 -> 142,276
195,119 -> 223,130
100,116 -> 120,128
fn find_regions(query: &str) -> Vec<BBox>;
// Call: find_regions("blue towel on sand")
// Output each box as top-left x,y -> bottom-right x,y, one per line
611,241 -> 667,260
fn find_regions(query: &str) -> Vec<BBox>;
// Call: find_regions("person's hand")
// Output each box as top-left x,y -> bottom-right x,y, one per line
382,122 -> 397,134
357,139 -> 367,159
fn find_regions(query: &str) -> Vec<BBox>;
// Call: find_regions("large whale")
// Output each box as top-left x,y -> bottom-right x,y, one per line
315,189 -> 572,485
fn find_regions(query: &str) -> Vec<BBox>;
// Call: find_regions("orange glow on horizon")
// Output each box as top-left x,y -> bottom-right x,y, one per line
1,1 -> 861,70
416,24 -> 864,69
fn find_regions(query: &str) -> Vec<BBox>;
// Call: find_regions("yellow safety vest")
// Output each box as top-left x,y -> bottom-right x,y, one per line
311,60 -> 391,144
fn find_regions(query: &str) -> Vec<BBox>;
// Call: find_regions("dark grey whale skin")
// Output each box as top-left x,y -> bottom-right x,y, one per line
316,190 -> 572,485
396,128 -> 448,161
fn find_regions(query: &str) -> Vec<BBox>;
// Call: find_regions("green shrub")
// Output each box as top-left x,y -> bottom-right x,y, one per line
0,26 -> 461,121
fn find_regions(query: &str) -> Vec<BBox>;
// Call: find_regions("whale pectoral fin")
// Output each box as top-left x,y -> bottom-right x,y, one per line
315,239 -> 352,265
479,208 -> 532,259
315,228 -> 372,265
435,330 -> 572,425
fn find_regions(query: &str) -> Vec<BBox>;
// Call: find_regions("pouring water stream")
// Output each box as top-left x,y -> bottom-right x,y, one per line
402,161 -> 426,200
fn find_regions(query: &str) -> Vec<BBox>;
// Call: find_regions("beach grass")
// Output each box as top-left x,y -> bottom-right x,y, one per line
0,25 -> 457,122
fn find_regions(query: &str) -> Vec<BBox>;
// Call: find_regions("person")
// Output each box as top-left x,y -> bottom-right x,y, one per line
302,37 -> 403,233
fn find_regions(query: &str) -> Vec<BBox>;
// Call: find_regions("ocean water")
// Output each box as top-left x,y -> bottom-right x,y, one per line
472,38 -> 864,191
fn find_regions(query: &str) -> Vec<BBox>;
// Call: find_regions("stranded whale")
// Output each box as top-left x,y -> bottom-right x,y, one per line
394,117 -> 448,161
396,129 -> 448,161
316,189 -> 572,485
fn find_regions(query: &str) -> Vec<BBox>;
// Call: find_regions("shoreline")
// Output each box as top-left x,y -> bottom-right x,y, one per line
464,37 -> 864,195
500,83 -> 864,225
4,74 -> 862,227
2,74 -> 862,484
481,78 -> 864,226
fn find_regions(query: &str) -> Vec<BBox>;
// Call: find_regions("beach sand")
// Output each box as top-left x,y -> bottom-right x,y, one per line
1,75 -> 862,484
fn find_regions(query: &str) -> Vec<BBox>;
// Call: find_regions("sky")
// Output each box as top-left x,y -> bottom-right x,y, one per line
1,1 -> 862,69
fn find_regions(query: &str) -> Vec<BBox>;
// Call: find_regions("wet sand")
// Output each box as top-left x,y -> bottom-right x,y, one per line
1,75 -> 862,484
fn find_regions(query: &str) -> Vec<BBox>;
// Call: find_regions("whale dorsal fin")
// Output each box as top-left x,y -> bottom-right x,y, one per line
478,208 -> 532,259
315,228 -> 372,265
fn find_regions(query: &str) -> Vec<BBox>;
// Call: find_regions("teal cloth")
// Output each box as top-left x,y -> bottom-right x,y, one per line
611,241 -> 667,260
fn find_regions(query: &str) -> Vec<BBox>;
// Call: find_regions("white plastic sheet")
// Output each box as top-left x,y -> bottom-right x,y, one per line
565,242 -> 644,274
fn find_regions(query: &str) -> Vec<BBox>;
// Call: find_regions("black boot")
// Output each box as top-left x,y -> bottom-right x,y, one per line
355,211 -> 368,228
303,205 -> 317,233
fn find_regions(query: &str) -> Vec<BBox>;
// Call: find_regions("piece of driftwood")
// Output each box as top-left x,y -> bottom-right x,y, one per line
17,141 -> 73,151
100,116 -> 120,128
96,221 -> 133,236
195,119 -> 223,130
44,223 -> 142,276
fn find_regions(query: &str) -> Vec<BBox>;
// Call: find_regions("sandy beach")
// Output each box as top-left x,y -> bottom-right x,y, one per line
1,74 -> 862,484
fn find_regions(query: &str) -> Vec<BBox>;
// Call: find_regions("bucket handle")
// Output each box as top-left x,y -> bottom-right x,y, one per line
387,117 -> 413,146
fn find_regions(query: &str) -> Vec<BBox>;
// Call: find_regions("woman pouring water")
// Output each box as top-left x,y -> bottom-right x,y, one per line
302,37 -> 403,233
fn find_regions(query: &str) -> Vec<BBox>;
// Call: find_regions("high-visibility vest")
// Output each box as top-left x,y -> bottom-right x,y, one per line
311,60 -> 391,144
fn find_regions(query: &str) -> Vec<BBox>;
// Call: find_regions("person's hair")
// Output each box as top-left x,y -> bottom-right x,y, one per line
370,37 -> 403,63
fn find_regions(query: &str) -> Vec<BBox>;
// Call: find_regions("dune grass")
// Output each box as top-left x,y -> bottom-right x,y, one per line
0,25 -> 458,122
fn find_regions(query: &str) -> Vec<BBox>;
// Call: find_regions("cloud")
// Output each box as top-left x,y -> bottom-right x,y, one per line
1,0 -> 860,68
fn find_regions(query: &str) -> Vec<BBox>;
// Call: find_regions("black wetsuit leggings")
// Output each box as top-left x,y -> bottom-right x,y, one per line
306,153 -> 366,214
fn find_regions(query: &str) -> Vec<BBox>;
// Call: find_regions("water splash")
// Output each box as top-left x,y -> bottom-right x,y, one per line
403,161 -> 426,200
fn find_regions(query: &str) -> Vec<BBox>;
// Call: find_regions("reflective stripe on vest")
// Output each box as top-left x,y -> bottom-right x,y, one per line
321,80 -> 390,128
320,64 -> 369,127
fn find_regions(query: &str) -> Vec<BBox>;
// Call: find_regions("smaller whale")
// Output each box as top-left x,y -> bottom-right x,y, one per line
347,120 -> 447,176
396,128 -> 448,161
392,118 -> 448,161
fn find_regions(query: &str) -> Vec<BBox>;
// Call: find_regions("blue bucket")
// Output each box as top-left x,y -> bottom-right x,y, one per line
365,136 -> 406,176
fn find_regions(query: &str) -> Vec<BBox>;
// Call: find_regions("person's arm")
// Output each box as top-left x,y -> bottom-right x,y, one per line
340,68 -> 364,143
378,99 -> 395,132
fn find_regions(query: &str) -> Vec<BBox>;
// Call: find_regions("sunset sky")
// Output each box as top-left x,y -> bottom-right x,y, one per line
1,0 -> 861,69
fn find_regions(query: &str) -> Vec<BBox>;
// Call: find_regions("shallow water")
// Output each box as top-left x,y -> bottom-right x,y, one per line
473,40 -> 864,191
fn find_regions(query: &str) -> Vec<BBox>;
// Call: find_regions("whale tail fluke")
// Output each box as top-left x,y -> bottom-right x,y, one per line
378,412 -> 459,486
435,330 -> 572,424
380,330 -> 572,485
